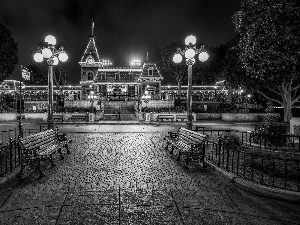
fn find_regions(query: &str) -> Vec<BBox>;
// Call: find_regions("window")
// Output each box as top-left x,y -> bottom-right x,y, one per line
87,71 -> 94,80
86,56 -> 94,64
148,67 -> 154,76
100,73 -> 106,80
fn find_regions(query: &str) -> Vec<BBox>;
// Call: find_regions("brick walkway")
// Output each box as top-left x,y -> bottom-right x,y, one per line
0,133 -> 299,224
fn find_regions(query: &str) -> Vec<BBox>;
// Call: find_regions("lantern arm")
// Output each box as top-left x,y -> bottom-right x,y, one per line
176,48 -> 185,55
194,45 -> 205,54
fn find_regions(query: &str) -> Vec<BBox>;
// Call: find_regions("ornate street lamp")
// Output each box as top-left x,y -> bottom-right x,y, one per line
173,35 -> 209,130
34,35 -> 68,130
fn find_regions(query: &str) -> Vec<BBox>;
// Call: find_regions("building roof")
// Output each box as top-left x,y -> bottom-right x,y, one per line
141,62 -> 162,80
79,35 -> 101,65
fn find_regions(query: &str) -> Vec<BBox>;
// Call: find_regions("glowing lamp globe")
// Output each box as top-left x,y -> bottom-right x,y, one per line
42,48 -> 52,58
185,48 -> 196,59
45,35 -> 56,45
198,52 -> 209,62
58,52 -> 68,62
185,35 -> 196,45
53,56 -> 59,65
34,52 -> 43,62
173,54 -> 182,63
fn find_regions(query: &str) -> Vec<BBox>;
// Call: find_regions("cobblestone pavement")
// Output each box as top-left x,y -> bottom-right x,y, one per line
0,132 -> 300,224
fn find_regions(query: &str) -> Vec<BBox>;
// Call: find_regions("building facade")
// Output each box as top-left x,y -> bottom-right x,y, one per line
79,34 -> 162,101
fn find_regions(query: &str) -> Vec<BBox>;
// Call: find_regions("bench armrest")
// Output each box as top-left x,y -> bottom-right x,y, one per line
57,133 -> 72,144
168,131 -> 178,139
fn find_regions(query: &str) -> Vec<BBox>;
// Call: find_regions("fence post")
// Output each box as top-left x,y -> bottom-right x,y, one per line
18,120 -> 23,138
226,138 -> 230,171
9,138 -> 13,172
217,138 -> 222,167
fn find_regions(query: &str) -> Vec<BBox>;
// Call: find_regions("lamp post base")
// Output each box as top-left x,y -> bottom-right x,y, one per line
186,121 -> 193,131
48,120 -> 54,130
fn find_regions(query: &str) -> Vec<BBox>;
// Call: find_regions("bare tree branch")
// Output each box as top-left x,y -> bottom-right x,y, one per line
257,90 -> 283,106
292,94 -> 300,105
292,83 -> 300,91
267,87 -> 281,96
292,85 -> 300,99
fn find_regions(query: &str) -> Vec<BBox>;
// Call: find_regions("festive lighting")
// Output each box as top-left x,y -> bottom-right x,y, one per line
131,59 -> 141,66
102,59 -> 112,66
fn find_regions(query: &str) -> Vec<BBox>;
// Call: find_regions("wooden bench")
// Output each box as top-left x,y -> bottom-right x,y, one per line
176,114 -> 188,121
53,114 -> 64,123
18,129 -> 72,179
157,115 -> 174,122
70,113 -> 87,122
164,127 -> 207,168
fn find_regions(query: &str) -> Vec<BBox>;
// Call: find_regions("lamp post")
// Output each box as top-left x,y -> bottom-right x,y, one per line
173,35 -> 209,130
88,90 -> 96,108
34,35 -> 68,130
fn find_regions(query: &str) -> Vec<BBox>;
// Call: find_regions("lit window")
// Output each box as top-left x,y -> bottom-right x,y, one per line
148,67 -> 154,76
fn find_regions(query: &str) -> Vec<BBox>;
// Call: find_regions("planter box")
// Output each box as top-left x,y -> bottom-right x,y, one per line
221,113 -> 280,122
147,113 -> 196,122
196,113 -> 222,120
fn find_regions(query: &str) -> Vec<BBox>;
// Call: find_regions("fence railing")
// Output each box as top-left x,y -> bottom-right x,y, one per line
241,131 -> 300,152
205,137 -> 300,192
0,124 -> 48,177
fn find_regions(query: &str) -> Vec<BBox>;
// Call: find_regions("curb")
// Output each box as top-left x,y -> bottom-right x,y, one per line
0,168 -> 21,188
205,160 -> 300,204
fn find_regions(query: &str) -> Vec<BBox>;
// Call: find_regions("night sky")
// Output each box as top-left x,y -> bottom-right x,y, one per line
0,0 -> 241,85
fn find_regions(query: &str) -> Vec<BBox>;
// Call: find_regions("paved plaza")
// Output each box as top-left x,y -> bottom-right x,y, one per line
0,124 -> 299,224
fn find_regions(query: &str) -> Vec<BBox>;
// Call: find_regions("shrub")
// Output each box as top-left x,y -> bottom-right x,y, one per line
220,131 -> 242,150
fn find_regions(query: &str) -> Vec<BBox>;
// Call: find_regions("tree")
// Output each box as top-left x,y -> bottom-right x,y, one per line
160,42 -> 187,95
222,34 -> 248,103
233,0 -> 300,122
193,44 -> 226,85
0,24 -> 18,82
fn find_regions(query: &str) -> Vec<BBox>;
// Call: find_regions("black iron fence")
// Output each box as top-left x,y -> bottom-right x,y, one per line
205,136 -> 300,192
0,124 -> 47,177
241,131 -> 300,152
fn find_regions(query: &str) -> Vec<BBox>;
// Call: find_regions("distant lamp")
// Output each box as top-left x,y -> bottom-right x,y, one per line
173,54 -> 182,63
34,52 -> 43,62
58,52 -> 68,62
198,52 -> 209,62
